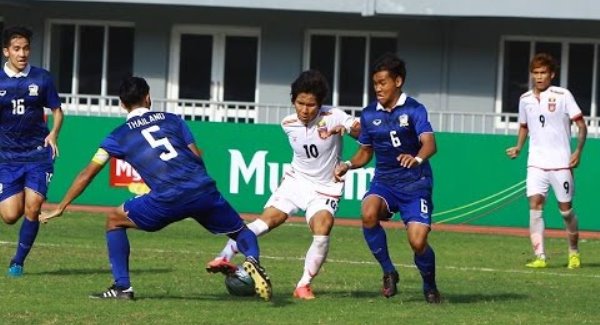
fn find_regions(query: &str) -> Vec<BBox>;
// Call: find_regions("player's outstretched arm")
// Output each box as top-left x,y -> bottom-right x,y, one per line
187,143 -> 204,158
506,124 -> 528,159
397,133 -> 437,168
334,145 -> 373,181
40,161 -> 104,223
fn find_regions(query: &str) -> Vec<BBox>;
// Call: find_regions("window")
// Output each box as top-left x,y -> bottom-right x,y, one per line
45,21 -> 134,96
498,37 -> 600,118
304,30 -> 397,107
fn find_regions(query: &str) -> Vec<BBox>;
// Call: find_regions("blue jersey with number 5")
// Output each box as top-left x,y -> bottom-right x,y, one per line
358,94 -> 434,186
100,110 -> 216,202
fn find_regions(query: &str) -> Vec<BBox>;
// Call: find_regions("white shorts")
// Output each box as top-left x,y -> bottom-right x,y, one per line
264,172 -> 342,223
526,167 -> 574,203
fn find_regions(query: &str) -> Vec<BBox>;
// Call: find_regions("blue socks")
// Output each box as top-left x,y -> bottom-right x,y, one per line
12,218 -> 40,266
106,228 -> 131,288
363,224 -> 395,274
414,245 -> 437,292
231,227 -> 260,262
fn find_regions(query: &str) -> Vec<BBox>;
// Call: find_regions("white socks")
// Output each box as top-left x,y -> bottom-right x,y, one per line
529,209 -> 546,259
219,219 -> 270,261
560,208 -> 579,253
297,235 -> 330,288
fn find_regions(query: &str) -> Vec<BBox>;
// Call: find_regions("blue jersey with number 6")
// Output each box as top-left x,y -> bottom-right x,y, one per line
100,109 -> 216,202
358,93 -> 434,187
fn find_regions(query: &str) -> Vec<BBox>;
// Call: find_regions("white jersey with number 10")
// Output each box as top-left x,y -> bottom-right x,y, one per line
281,106 -> 358,194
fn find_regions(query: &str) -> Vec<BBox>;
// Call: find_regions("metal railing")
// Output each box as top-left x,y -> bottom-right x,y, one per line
56,94 -> 600,137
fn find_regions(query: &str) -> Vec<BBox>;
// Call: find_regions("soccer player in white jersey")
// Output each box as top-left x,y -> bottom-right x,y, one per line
207,70 -> 360,299
506,53 -> 587,269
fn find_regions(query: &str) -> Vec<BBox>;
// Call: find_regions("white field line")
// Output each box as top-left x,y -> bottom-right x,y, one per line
1,240 -> 599,279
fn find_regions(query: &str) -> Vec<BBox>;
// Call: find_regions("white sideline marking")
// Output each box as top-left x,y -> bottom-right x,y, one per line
1,241 -> 598,279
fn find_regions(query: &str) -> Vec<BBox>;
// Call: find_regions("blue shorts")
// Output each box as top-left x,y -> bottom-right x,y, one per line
123,190 -> 246,233
0,162 -> 54,201
364,177 -> 434,226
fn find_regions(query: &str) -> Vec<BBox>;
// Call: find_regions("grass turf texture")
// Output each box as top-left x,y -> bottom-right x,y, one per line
1,212 -> 599,324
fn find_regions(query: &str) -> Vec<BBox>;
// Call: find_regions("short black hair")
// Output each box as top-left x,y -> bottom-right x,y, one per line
2,26 -> 32,48
119,76 -> 149,108
290,70 -> 329,105
371,52 -> 406,82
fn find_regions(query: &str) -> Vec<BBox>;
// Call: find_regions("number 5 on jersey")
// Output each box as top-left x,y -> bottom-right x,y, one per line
141,125 -> 178,161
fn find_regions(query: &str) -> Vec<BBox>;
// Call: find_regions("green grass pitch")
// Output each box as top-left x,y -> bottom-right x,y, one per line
1,212 -> 598,324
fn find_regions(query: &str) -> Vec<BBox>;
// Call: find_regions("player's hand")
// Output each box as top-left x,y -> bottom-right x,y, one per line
505,146 -> 520,159
396,154 -> 420,168
40,209 -> 64,224
334,162 -> 349,182
44,131 -> 60,159
569,151 -> 581,168
326,125 -> 346,137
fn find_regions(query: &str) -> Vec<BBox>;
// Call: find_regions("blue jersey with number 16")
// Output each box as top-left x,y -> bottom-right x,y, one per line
0,65 -> 61,163
100,110 -> 216,202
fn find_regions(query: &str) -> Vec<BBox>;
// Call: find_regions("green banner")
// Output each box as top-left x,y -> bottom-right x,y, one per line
47,116 -> 600,230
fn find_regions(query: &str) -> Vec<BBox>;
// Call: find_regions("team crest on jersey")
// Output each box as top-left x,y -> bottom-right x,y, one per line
28,84 -> 39,96
373,119 -> 382,126
398,114 -> 409,127
0,90 -> 5,96
548,97 -> 556,112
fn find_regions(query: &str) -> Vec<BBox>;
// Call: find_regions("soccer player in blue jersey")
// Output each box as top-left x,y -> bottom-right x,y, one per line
0,26 -> 64,277
41,76 -> 272,301
335,53 -> 441,303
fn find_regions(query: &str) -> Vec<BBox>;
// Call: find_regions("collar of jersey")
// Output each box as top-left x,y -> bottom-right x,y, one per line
4,63 -> 31,78
127,107 -> 151,120
376,92 -> 407,111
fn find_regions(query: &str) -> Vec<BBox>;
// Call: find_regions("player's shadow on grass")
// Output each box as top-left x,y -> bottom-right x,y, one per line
140,293 -> 293,307
32,267 -> 173,276
327,290 -> 385,299
433,292 -> 527,304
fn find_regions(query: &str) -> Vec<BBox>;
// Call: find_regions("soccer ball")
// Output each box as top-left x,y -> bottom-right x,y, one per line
224,265 -> 256,296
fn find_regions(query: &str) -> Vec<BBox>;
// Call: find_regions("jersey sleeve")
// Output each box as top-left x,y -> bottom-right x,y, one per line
99,134 -> 124,159
178,117 -> 196,145
564,89 -> 583,119
332,108 -> 359,133
413,106 -> 434,136
518,98 -> 527,125
357,113 -> 372,145
44,73 -> 62,110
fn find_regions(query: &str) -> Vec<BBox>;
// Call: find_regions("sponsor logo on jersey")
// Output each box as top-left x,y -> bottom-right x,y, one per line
548,97 -> 556,112
28,84 -> 39,96
399,114 -> 409,127
373,119 -> 382,126
0,90 -> 5,96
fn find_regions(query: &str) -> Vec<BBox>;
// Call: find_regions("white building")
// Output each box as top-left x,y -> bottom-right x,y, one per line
4,0 -> 600,133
